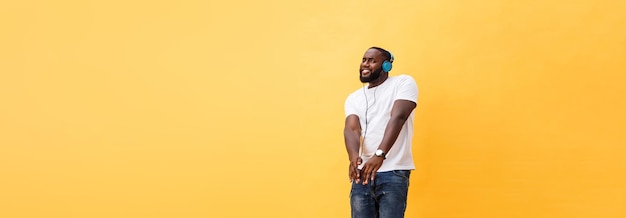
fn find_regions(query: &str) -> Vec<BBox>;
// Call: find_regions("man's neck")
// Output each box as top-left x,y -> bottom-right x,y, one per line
368,74 -> 389,88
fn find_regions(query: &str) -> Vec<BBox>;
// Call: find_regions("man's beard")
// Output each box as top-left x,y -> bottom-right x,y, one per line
360,67 -> 383,83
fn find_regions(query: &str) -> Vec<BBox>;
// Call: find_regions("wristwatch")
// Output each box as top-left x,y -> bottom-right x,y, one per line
375,149 -> 386,159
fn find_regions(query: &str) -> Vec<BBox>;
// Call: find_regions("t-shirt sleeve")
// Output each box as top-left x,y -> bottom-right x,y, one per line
395,75 -> 418,103
344,94 -> 359,118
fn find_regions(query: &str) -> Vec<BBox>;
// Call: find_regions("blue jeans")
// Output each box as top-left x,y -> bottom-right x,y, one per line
350,170 -> 411,218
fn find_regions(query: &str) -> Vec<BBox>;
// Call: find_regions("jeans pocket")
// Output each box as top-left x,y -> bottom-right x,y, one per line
391,170 -> 411,180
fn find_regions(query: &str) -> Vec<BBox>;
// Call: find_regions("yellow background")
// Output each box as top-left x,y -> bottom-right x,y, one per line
1,0 -> 625,217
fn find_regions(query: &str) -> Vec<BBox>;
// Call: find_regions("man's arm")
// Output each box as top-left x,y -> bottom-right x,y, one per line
344,114 -> 362,183
377,100 -> 416,156
360,99 -> 416,184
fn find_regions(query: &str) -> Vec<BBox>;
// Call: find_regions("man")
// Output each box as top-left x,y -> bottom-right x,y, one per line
344,47 -> 418,218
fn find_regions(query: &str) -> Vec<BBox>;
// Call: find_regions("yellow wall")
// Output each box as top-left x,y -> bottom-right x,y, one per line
1,0 -> 625,217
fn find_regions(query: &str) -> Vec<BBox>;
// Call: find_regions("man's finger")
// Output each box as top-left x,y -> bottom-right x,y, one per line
349,167 -> 353,182
363,171 -> 371,184
371,167 -> 379,181
361,166 -> 370,185
349,164 -> 356,182
350,163 -> 361,183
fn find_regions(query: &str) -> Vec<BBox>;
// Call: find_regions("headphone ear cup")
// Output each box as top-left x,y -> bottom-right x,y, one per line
382,60 -> 392,72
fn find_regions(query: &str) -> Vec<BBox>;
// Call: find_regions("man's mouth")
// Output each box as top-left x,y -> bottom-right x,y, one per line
361,69 -> 371,76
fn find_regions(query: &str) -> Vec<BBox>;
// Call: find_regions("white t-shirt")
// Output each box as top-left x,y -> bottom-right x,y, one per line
344,75 -> 418,172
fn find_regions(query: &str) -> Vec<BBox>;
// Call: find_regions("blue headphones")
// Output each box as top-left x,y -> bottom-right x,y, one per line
382,51 -> 394,72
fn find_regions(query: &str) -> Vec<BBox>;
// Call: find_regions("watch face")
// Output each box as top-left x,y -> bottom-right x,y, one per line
376,150 -> 383,155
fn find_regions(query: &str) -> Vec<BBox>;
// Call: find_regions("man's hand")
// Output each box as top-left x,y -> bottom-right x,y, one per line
349,156 -> 363,183
360,156 -> 384,184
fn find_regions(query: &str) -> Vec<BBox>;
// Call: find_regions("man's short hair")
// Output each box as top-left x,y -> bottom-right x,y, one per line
369,47 -> 393,62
